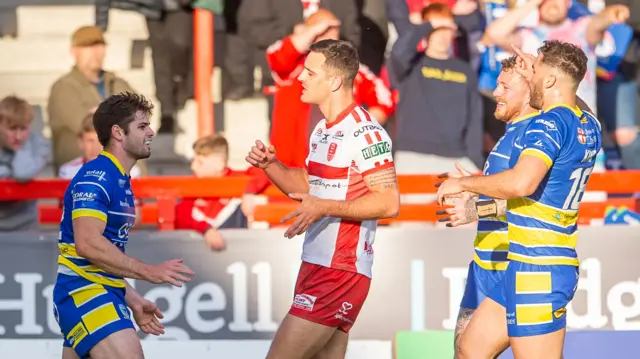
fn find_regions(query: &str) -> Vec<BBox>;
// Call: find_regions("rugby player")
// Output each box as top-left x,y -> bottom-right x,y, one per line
436,40 -> 602,359
437,55 -> 539,358
246,39 -> 400,359
53,93 -> 195,359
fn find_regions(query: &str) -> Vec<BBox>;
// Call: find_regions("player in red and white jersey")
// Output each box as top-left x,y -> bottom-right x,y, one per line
247,39 -> 400,359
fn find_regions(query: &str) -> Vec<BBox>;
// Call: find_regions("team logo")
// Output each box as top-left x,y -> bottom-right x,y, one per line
339,302 -> 353,315
327,143 -> 338,161
118,179 -> 126,188
577,128 -> 586,144
119,304 -> 131,319
553,307 -> 567,319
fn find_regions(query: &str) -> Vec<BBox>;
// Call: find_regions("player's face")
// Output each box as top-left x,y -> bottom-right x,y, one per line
191,153 -> 227,178
122,111 -> 154,160
78,131 -> 102,161
529,56 -> 547,110
539,0 -> 569,26
493,69 -> 530,121
0,120 -> 30,152
298,52 -> 335,105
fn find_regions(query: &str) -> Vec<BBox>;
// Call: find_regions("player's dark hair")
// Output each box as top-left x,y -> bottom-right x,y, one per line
309,39 -> 359,88
500,55 -> 518,71
93,92 -> 154,147
537,40 -> 588,88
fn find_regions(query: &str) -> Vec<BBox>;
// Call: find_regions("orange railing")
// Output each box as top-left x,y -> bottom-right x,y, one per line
0,172 -> 638,230
194,8 -> 215,137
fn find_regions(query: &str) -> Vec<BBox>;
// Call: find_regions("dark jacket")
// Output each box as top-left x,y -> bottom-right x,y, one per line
237,0 -> 360,50
95,0 -> 165,30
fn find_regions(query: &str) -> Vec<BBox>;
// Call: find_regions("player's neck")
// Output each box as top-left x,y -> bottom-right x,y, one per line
104,146 -> 136,176
319,91 -> 355,126
542,90 -> 576,111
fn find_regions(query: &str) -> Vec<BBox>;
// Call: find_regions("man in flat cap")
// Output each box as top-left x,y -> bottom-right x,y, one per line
48,25 -> 135,175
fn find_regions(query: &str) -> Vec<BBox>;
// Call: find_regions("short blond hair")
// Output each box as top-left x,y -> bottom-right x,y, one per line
193,134 -> 229,157
79,113 -> 95,136
0,96 -> 34,126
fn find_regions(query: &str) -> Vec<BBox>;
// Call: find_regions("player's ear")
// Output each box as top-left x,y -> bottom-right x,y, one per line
543,74 -> 557,90
111,125 -> 124,141
330,75 -> 342,92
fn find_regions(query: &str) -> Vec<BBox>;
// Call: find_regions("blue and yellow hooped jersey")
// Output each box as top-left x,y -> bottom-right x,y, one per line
507,105 -> 602,266
58,151 -> 137,288
474,112 -> 537,271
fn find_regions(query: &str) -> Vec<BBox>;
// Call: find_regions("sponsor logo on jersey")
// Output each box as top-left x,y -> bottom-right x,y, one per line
118,179 -> 126,188
361,141 -> 391,160
333,130 -> 344,140
119,304 -> 130,319
316,128 -> 323,136
582,149 -> 597,163
327,143 -> 338,161
535,119 -> 558,131
72,192 -> 97,202
293,293 -> 317,312
353,125 -> 383,137
84,170 -> 106,181
311,143 -> 317,152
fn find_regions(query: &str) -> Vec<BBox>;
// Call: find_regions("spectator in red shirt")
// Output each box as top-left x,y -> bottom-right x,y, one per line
175,134 -> 262,251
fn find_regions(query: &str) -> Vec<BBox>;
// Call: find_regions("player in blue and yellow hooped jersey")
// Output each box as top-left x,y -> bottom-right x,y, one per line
53,93 -> 195,359
437,41 -> 601,359
438,55 -> 539,358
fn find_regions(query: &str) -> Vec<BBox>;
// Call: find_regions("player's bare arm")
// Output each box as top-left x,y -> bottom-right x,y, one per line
585,5 -> 629,47
281,167 -> 400,238
73,217 -> 195,286
436,155 -> 549,204
246,140 -> 309,195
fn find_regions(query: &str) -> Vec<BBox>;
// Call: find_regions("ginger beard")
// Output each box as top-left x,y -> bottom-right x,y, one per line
493,70 -> 531,121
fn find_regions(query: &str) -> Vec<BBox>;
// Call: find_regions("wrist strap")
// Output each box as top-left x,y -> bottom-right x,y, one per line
476,200 -> 497,218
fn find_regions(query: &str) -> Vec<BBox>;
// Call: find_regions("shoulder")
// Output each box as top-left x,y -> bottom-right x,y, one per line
75,158 -> 114,184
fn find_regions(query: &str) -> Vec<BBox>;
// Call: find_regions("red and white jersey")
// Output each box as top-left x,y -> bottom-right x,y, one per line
303,103 -> 394,279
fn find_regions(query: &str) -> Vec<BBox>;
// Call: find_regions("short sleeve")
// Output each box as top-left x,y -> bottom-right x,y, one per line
352,124 -> 394,176
520,117 -> 565,169
70,170 -> 111,222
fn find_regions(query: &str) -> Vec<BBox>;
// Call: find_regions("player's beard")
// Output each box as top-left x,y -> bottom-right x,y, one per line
529,81 -> 545,110
123,137 -> 151,160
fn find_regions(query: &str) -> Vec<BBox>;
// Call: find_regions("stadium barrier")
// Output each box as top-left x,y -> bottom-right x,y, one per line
1,227 -> 639,343
0,171 -> 638,229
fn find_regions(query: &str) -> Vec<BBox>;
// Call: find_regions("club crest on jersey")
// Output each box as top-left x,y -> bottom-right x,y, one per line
577,128 -> 586,144
327,143 -> 338,161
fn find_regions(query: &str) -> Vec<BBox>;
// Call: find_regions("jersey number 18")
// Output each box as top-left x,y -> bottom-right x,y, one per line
563,167 -> 594,210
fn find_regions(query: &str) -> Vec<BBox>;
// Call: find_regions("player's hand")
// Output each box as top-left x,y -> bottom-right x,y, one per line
204,228 -> 227,252
145,259 -> 195,287
602,5 -> 630,24
131,299 -> 165,336
510,45 -> 536,82
435,178 -> 465,206
281,193 -> 325,239
436,192 -> 478,227
429,17 -> 458,31
246,140 -> 277,170
438,161 -> 473,180
452,0 -> 478,16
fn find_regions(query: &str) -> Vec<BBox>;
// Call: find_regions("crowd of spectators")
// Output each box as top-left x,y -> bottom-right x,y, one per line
1,0 -> 639,243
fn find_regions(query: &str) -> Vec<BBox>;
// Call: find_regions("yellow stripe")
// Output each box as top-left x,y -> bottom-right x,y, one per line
100,150 -> 125,175
473,253 -> 509,271
544,104 -> 583,118
515,272 -> 551,294
72,208 -> 107,222
58,243 -> 109,273
515,303 -> 553,325
521,148 -> 553,168
508,224 -> 578,248
507,252 -> 579,266
58,257 -> 125,288
66,322 -> 89,349
70,283 -> 107,307
508,197 -> 578,228
474,231 -> 509,251
81,302 -> 121,334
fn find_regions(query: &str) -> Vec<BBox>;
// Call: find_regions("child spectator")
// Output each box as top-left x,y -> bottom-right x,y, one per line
175,134 -> 263,251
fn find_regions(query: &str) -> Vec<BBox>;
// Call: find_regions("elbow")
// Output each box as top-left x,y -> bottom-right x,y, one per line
74,237 -> 95,259
511,180 -> 537,199
385,194 -> 401,219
